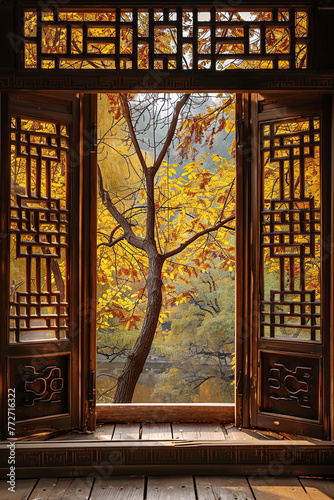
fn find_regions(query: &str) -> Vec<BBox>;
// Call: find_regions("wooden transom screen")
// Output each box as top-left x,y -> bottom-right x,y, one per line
22,7 -> 309,72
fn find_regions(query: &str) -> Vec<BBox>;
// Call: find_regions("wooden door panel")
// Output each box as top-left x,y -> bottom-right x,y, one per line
248,94 -> 331,439
260,351 -> 320,421
8,354 -> 70,421
1,94 -> 80,439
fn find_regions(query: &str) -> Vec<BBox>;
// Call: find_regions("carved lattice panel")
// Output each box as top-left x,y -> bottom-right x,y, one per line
22,7 -> 309,71
9,117 -> 70,343
261,352 -> 320,421
260,117 -> 321,341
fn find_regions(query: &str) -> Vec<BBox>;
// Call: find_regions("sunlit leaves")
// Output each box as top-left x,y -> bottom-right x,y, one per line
26,8 -> 308,71
96,92 -> 236,402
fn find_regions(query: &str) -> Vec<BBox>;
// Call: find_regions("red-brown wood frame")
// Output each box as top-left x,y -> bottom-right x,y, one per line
0,0 -> 334,441
247,93 -> 332,439
0,93 -> 82,440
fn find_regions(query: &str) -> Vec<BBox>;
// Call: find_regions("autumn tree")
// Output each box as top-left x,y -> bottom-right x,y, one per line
97,92 -> 235,403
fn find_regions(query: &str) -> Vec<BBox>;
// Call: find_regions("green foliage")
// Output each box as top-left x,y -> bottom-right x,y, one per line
152,267 -> 235,403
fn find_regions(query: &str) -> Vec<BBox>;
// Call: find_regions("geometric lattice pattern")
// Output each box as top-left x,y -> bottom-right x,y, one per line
263,198 -> 319,259
14,290 -> 65,338
10,116 -> 69,342
260,117 -> 321,341
263,290 -> 320,340
11,196 -> 68,258
23,8 -> 309,71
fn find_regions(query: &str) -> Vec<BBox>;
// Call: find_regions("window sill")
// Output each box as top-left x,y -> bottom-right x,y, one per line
96,403 -> 235,423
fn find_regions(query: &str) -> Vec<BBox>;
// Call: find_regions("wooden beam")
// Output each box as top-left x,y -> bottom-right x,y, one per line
97,404 -> 235,423
1,440 -> 333,479
2,73 -> 334,93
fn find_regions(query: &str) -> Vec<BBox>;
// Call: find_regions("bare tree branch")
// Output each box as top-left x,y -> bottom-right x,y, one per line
97,234 -> 125,249
188,292 -> 216,316
191,375 -> 215,391
152,94 -> 190,174
219,179 -> 235,221
119,94 -> 148,175
163,215 -> 235,260
97,164 -> 146,251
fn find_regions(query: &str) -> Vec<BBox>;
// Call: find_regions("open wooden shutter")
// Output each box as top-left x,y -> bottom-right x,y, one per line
0,93 -> 82,439
244,94 -> 331,439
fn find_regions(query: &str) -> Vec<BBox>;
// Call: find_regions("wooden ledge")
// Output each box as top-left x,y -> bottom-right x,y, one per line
1,440 -> 333,479
97,403 -> 235,423
2,440 -> 328,448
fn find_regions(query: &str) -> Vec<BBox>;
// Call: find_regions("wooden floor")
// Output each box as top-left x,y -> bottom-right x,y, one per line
49,423 -> 302,442
1,475 -> 334,499
2,425 -> 333,482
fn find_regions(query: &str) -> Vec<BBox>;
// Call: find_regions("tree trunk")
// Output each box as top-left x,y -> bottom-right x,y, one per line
114,254 -> 163,403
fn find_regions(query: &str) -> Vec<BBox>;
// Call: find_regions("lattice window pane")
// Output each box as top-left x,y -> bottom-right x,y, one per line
22,7 -> 310,71
10,117 -> 70,343
260,118 -> 321,342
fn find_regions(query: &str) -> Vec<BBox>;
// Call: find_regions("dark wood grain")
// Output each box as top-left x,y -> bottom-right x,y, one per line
0,479 -> 37,500
97,404 -> 234,423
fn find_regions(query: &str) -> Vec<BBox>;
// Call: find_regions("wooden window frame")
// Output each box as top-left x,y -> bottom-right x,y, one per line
0,0 -> 333,440
92,91 -> 237,425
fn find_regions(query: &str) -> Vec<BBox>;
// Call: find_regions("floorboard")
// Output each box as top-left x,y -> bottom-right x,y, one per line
300,478 -> 334,499
51,426 -> 115,442
252,429 -> 283,440
94,425 -> 115,440
224,425 -> 269,441
48,424 -> 288,442
90,477 -> 144,500
141,423 -> 173,440
29,477 -> 94,499
248,476 -> 311,500
1,477 -> 334,499
172,424 -> 225,441
195,476 -> 254,499
0,478 -> 37,499
52,432 -> 95,441
112,424 -> 141,440
278,433 -> 322,443
147,476 -> 196,500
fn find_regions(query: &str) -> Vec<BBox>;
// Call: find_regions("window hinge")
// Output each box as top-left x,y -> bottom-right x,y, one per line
236,117 -> 241,144
236,370 -> 243,396
88,370 -> 96,403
